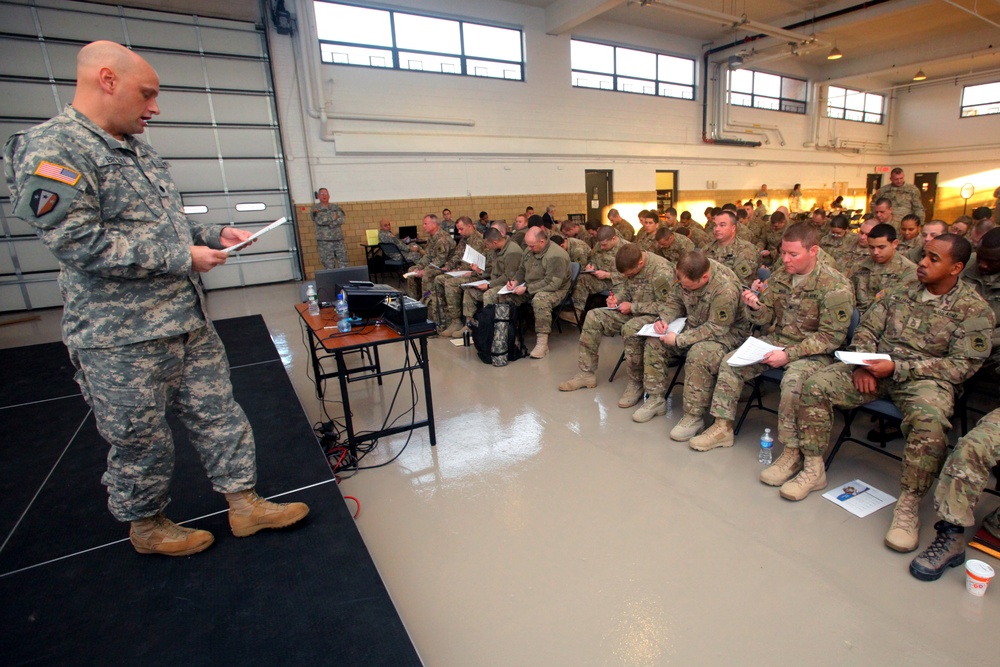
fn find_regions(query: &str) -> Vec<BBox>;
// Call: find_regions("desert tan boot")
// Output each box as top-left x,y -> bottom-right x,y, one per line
688,419 -> 734,451
558,372 -> 597,391
779,454 -> 827,501
669,413 -> 704,442
226,490 -> 310,537
760,446 -> 803,486
130,514 -> 214,556
529,333 -> 549,358
618,381 -> 644,408
885,491 -> 921,552
632,396 -> 667,423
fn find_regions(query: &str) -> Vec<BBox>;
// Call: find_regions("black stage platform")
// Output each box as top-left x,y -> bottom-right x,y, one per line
0,315 -> 421,666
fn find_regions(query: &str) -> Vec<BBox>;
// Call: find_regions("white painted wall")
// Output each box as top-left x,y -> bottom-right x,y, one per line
271,0 -> 992,204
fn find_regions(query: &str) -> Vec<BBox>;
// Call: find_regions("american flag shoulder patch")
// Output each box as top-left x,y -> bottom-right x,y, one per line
34,161 -> 81,186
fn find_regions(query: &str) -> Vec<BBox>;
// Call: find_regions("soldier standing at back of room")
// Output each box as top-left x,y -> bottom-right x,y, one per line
312,187 -> 347,269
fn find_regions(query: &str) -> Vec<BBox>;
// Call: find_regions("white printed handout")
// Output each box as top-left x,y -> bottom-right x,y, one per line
462,245 -> 487,270
461,279 -> 490,288
498,282 -> 525,295
726,336 -> 785,367
446,271 -> 472,278
822,479 -> 896,518
637,318 -> 687,337
835,351 -> 893,365
222,217 -> 287,254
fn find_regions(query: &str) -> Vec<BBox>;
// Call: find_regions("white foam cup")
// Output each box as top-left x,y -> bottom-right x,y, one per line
965,559 -> 995,597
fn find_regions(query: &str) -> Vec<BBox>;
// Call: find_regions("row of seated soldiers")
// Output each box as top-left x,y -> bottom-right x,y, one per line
555,218 -> 1000,584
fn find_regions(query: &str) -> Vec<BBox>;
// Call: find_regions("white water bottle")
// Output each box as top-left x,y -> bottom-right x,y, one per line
759,428 -> 773,465
335,292 -> 351,332
306,284 -> 320,317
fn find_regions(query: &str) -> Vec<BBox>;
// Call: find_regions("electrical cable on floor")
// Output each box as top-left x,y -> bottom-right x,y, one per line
343,495 -> 360,519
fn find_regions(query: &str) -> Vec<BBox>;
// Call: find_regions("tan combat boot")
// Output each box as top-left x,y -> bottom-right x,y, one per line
760,446 -> 803,486
558,372 -> 598,391
440,320 -> 464,338
632,396 -> 667,423
669,413 -> 704,442
688,419 -> 734,451
529,333 -> 549,358
225,490 -> 310,537
779,454 -> 827,501
618,381 -> 644,408
885,491 -> 921,552
130,514 -> 215,556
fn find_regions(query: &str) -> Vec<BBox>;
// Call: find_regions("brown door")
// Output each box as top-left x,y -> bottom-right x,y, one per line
913,172 -> 938,221
585,170 -> 613,224
866,173 -> 882,210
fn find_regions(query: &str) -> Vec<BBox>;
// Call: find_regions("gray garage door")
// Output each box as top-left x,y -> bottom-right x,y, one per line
0,0 -> 299,312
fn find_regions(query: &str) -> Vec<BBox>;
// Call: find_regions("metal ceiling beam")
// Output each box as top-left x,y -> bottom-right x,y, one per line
544,0 -> 628,35
643,0 -> 821,44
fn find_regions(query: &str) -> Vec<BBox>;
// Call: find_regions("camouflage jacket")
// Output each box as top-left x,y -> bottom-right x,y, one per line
633,225 -> 662,253
563,237 -> 591,266
510,229 -> 527,249
312,203 -> 345,241
613,219 -> 636,242
660,260 -> 748,350
961,263 -> 1000,355
417,228 -> 455,269
837,236 -> 870,278
897,236 -> 923,260
851,252 -> 918,312
853,279 -> 994,385
704,237 -> 761,287
444,229 -> 487,272
654,232 -> 694,265
589,238 -> 625,287
489,239 -> 523,288
819,232 -> 847,260
752,262 -> 855,362
3,106 -> 219,348
873,183 -> 925,222
612,252 -> 674,318
515,240 -> 571,295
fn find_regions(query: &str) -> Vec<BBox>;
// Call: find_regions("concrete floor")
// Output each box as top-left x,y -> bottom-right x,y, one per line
4,281 -> 998,667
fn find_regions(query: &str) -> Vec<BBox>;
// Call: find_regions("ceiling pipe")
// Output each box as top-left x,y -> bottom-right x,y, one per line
940,0 -> 1000,30
643,0 -> 826,45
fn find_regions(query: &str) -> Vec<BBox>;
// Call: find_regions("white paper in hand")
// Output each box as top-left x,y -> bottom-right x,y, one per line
222,217 -> 287,254
498,282 -> 524,295
461,279 -> 489,287
462,245 -> 487,270
726,336 -> 785,367
834,351 -> 892,365
636,318 -> 686,337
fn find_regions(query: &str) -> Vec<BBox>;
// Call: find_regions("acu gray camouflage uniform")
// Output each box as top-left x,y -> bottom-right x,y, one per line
3,106 -> 256,522
708,261 -> 854,448
378,228 -> 420,263
797,279 -> 994,495
312,202 -> 347,269
643,260 -> 748,415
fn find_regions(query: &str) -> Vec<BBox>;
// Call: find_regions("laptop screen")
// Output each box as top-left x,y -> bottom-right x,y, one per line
398,225 -> 418,240
314,266 -> 370,306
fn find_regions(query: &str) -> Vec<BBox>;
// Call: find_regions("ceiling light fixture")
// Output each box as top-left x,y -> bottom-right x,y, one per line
913,69 -> 927,81
827,46 -> 843,60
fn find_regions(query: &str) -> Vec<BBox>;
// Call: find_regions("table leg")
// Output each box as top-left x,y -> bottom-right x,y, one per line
418,336 -> 436,446
334,349 -> 358,457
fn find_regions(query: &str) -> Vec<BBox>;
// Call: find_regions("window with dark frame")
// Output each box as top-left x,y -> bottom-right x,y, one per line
313,1 -> 524,81
827,86 -> 884,124
961,81 -> 1000,118
570,39 -> 695,100
727,68 -> 807,114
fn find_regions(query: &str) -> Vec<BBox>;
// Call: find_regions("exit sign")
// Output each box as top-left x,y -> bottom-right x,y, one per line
874,166 -> 891,173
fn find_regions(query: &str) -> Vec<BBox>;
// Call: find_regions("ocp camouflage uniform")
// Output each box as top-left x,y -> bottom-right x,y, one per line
906,241 -> 926,264
742,220 -> 763,245
704,237 -> 760,287
570,238 -> 623,314
432,229 -> 488,324
819,232 -> 848,263
681,223 -> 710,248
466,238 -> 522,318
708,261 -> 854,448
838,236 -> 870,278
961,262 -> 1000,384
797,279 -> 994,496
405,226 -> 454,300
897,236 -> 922,261
634,225 -> 663,253
3,105 -> 256,521
654,232 -> 694,265
576,252 -> 673,378
851,251 -> 917,312
874,182 -> 925,224
770,246 -> 838,274
313,202 -> 347,269
643,260 -> 748,415
497,240 -> 571,334
563,236 -> 592,266
934,407 -> 1000,538
614,219 -> 636,242
759,226 -> 785,265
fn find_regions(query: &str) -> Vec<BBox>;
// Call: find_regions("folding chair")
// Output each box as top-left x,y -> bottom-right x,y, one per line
553,262 -> 582,333
379,242 -> 410,284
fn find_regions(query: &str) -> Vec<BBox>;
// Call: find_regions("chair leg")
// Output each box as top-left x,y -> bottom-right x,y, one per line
733,378 -> 763,436
609,351 -> 626,382
825,408 -> 859,470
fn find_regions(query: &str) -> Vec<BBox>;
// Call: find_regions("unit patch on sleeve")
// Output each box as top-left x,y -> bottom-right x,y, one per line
30,189 -> 59,217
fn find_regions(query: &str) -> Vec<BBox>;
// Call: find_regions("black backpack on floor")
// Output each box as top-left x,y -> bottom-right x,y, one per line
471,303 -> 527,367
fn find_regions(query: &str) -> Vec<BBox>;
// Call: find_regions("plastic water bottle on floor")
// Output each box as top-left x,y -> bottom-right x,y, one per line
759,428 -> 773,465
335,292 -> 351,332
306,284 -> 320,317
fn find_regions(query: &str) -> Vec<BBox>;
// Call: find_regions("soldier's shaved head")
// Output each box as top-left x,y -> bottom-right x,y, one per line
72,41 -> 160,140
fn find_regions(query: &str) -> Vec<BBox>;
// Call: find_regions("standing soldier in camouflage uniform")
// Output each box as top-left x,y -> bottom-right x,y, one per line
791,235 -> 992,552
872,167 -> 925,223
703,209 -> 761,288
496,227 -> 571,358
463,227 -> 522,327
312,187 -> 347,269
641,253 -> 748,431
851,223 -> 917,313
570,226 -> 623,316
654,225 -> 695,264
689,224 -> 854,457
559,244 -> 673,408
405,213 -> 455,301
909,407 -> 1000,581
3,41 -> 308,556
433,216 -> 488,335
633,210 -> 663,252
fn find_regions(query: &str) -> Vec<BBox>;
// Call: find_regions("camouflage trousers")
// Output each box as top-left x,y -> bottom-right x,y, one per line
798,363 -> 954,495
317,239 -> 348,269
432,273 -> 474,324
571,273 -> 612,314
406,266 -> 443,304
644,339 -> 731,416
578,308 -> 655,375
70,325 -> 257,522
463,285 -> 489,319
711,353 -> 833,448
935,407 -> 1000,535
495,288 -> 568,334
